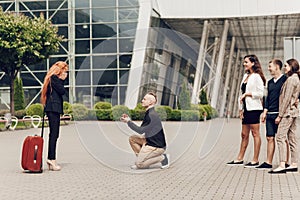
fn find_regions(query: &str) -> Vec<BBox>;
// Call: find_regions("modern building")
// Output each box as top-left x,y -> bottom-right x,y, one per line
0,0 -> 300,117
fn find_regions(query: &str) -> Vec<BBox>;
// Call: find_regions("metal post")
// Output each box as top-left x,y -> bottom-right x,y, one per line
191,20 -> 209,104
219,37 -> 235,117
68,0 -> 75,104
211,20 -> 229,110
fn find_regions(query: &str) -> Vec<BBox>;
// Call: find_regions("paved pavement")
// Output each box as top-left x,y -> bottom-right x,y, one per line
0,118 -> 299,199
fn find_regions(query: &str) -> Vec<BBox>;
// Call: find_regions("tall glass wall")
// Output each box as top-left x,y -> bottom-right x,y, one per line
0,0 -> 139,109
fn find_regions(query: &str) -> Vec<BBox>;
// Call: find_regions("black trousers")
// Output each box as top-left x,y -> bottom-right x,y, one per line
47,111 -> 61,160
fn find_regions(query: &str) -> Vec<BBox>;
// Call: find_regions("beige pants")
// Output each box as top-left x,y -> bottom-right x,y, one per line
129,135 -> 165,169
276,117 -> 298,163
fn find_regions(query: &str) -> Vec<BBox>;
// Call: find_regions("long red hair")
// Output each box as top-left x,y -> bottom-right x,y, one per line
41,61 -> 68,105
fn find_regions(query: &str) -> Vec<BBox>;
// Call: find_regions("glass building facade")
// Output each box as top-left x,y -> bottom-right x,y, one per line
0,0 -> 139,109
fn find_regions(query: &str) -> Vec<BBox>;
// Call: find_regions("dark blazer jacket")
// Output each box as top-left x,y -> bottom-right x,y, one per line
44,75 -> 66,114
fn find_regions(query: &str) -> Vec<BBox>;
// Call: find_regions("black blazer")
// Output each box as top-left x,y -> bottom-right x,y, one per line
44,75 -> 66,114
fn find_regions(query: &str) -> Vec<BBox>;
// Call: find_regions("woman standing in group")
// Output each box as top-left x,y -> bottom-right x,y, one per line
269,59 -> 300,174
227,55 -> 266,167
41,61 -> 68,171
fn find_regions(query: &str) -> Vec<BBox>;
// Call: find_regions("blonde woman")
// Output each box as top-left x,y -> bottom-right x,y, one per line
41,61 -> 68,171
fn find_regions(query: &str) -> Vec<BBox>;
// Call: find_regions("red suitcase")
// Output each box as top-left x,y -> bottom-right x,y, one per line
21,114 -> 45,173
21,135 -> 44,173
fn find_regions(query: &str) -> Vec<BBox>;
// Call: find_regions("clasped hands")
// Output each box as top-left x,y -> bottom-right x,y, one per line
120,114 -> 131,123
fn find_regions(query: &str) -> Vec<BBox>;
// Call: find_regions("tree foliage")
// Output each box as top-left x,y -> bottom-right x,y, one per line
14,77 -> 25,111
0,8 -> 63,114
199,90 -> 208,104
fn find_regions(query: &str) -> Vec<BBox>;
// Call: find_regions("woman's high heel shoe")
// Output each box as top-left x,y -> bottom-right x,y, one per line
47,160 -> 61,171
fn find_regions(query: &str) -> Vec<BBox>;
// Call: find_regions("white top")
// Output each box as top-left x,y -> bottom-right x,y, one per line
239,73 -> 264,111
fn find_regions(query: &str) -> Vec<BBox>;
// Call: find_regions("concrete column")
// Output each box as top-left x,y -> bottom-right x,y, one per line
227,49 -> 240,117
156,53 -> 171,105
68,0 -> 75,104
125,0 -> 152,109
210,20 -> 229,109
219,37 -> 235,117
207,37 -> 219,98
191,20 -> 209,104
232,60 -> 244,117
169,58 -> 180,107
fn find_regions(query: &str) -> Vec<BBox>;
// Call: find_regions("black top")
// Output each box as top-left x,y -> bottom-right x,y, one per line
264,75 -> 287,112
44,75 -> 66,114
127,107 -> 166,149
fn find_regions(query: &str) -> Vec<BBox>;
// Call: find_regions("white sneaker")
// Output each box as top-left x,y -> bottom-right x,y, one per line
130,165 -> 138,170
161,154 -> 170,169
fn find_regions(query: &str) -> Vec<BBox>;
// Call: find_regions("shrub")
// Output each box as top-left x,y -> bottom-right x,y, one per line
14,77 -> 25,111
155,105 -> 172,121
178,82 -> 191,110
14,109 -> 26,119
129,109 -> 145,120
181,110 -> 200,121
63,101 -> 72,114
96,109 -> 112,120
26,103 -> 44,117
71,103 -> 89,120
94,101 -> 112,110
111,105 -> 129,121
170,109 -> 181,121
87,110 -> 97,120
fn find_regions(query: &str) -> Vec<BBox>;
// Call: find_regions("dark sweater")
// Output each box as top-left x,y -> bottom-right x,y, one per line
264,75 -> 287,112
127,107 -> 166,149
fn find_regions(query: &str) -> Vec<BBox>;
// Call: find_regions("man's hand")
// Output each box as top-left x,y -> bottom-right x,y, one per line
120,114 -> 131,123
275,116 -> 281,124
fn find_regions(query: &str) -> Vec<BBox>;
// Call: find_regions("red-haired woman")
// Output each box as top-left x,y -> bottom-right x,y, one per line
41,61 -> 68,171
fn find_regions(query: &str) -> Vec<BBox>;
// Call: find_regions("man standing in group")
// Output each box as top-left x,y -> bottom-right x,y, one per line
120,92 -> 170,169
256,59 -> 289,170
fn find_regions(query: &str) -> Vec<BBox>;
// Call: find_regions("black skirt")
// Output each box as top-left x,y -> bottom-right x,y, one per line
242,110 -> 262,124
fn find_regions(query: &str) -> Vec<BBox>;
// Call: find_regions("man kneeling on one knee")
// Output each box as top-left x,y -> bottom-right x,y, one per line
120,92 -> 170,169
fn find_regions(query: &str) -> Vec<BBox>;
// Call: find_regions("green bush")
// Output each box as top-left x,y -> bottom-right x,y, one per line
14,77 -> 25,111
129,109 -> 145,120
63,101 -> 72,114
96,109 -> 112,120
94,101 -> 112,110
181,110 -> 200,121
86,110 -> 97,120
170,109 -> 181,121
14,109 -> 26,119
111,105 -> 129,121
178,82 -> 191,110
71,103 -> 89,120
26,103 -> 44,117
155,105 -> 172,121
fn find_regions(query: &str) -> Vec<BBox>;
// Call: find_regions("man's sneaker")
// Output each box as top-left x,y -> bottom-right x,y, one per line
226,160 -> 244,166
161,154 -> 170,169
244,162 -> 259,168
130,165 -> 138,170
255,162 -> 272,170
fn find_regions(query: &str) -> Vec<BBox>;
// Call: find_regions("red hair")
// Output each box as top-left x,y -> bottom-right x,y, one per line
41,61 -> 68,105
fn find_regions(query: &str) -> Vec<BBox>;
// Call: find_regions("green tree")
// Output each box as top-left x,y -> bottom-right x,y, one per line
14,77 -> 25,111
199,90 -> 208,104
178,82 -> 191,110
0,9 -> 62,114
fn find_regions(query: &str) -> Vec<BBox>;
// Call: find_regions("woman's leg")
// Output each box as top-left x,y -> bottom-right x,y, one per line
237,124 -> 250,161
250,123 -> 261,163
47,112 -> 61,160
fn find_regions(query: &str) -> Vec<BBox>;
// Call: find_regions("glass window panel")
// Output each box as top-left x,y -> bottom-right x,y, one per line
92,39 -> 117,53
119,70 -> 129,84
75,71 -> 91,85
92,56 -> 117,69
49,0 -> 67,9
75,9 -> 90,23
92,24 -> 117,38
119,23 -> 137,37
93,70 -> 117,85
21,1 -> 46,11
0,3 -> 15,12
56,41 -> 68,55
21,72 -> 46,86
94,86 -> 115,104
58,26 -> 68,39
75,87 -> 91,105
75,0 -> 89,8
92,8 -> 116,23
119,86 -> 127,104
76,24 -> 90,39
119,55 -> 132,68
119,38 -> 134,53
20,11 -> 46,18
49,57 -> 68,67
0,75 -> 9,86
75,40 -> 90,54
92,0 -> 116,7
75,56 -> 91,70
27,60 -> 47,71
119,8 -> 138,22
119,0 -> 139,7
50,10 -> 68,24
